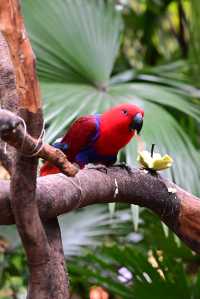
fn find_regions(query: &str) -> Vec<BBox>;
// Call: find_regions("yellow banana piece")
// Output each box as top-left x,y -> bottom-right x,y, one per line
137,150 -> 173,171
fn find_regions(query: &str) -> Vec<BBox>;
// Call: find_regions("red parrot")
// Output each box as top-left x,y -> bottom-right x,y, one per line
40,103 -> 144,176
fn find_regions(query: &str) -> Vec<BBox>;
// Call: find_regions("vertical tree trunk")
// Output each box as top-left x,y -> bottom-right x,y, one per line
0,31 -> 18,174
0,1 -> 69,298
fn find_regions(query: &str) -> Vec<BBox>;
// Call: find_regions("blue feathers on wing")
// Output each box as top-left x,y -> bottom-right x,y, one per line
52,142 -> 69,153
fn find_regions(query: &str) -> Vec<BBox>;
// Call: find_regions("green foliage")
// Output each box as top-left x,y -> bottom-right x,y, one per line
0,206 -> 130,259
2,210 -> 200,299
0,248 -> 27,299
69,210 -> 200,298
116,0 -> 190,68
22,0 -> 121,85
190,0 -> 200,86
59,206 -> 128,257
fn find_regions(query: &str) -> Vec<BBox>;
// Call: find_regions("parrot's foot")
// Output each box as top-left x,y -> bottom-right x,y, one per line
86,163 -> 108,174
73,163 -> 80,170
113,162 -> 132,174
140,167 -> 157,176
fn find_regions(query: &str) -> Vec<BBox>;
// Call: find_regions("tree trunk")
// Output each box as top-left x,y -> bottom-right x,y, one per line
0,1 -> 69,298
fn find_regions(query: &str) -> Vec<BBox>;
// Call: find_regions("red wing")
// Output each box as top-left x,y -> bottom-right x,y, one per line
61,115 -> 97,161
40,116 -> 97,176
40,163 -> 60,176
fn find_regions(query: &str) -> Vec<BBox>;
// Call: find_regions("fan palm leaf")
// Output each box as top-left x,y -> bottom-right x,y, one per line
0,206 -> 128,258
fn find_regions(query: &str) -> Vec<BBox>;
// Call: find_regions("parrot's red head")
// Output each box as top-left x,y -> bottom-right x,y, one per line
96,103 -> 144,155
101,103 -> 144,134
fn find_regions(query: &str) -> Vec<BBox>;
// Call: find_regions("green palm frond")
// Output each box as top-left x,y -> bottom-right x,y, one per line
0,206 -> 129,258
109,83 -> 200,120
59,206 -> 123,257
70,244 -> 193,299
69,210 -> 197,299
22,0 -> 121,87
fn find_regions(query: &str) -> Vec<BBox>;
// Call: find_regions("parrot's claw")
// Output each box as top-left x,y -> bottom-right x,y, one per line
86,163 -> 108,174
113,162 -> 132,174
141,167 -> 157,176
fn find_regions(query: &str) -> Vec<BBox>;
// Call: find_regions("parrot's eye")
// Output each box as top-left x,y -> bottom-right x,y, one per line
122,109 -> 128,116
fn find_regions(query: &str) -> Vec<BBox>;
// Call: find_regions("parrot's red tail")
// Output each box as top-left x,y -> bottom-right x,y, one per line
40,161 -> 61,176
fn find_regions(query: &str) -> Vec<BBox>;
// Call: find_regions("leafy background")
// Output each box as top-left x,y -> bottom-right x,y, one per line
1,0 -> 200,298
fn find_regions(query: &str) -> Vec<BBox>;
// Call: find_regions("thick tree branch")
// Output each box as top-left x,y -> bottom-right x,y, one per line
0,167 -> 199,254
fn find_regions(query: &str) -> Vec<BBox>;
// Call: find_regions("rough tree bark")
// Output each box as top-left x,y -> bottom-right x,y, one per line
0,163 -> 200,254
0,1 -> 69,298
0,30 -> 18,174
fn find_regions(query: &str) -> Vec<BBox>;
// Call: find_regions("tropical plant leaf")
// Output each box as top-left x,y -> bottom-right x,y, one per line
0,206 -> 132,258
109,83 -> 200,121
69,242 -> 193,299
190,0 -> 200,87
69,209 -> 196,297
59,205 -> 122,257
131,204 -> 140,232
22,0 -> 122,87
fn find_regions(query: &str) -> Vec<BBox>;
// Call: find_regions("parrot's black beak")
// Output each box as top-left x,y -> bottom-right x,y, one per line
129,113 -> 143,134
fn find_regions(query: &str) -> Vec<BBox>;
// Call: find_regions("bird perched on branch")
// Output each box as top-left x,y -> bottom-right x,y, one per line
40,103 -> 144,176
